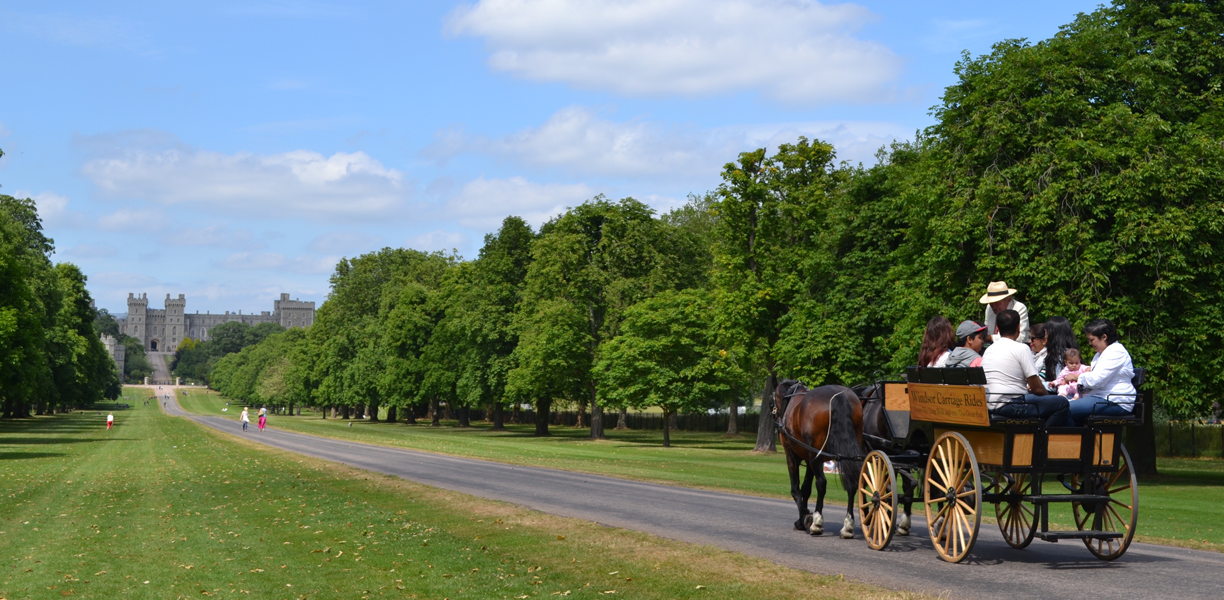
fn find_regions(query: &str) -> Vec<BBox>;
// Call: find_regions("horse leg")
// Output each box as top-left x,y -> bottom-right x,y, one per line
785,447 -> 808,530
841,487 -> 856,539
810,467 -> 827,535
896,470 -> 915,536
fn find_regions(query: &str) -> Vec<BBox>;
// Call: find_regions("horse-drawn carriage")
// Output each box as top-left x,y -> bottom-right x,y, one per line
776,365 -> 1144,564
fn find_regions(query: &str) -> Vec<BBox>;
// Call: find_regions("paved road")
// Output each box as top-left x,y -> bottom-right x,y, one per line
165,398 -> 1222,599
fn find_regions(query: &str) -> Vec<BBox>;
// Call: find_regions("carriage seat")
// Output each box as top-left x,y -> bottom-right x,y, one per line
1084,368 -> 1146,426
905,366 -> 987,386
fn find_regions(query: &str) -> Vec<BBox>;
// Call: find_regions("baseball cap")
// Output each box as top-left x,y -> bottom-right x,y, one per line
956,320 -> 986,338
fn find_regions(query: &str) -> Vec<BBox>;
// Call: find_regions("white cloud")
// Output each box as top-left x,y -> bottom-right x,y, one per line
216,252 -> 337,274
79,131 -> 409,222
447,0 -> 903,104
443,177 -> 595,229
22,190 -> 89,229
98,207 -> 170,232
62,243 -> 119,259
308,231 -> 386,254
428,106 -> 908,178
174,225 -> 264,249
405,230 -> 467,252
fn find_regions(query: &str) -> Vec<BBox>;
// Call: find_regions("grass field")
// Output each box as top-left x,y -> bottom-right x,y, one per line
176,389 -> 1224,552
0,387 -> 922,600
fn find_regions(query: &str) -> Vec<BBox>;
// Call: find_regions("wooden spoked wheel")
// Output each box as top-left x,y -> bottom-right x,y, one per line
924,432 -> 982,563
1071,444 -> 1139,560
992,472 -> 1037,549
857,450 -> 898,550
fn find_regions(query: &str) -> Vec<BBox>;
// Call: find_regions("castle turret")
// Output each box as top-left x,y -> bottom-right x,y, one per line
126,293 -> 148,347
165,293 -> 186,351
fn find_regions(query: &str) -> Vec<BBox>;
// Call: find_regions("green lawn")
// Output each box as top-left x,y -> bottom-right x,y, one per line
178,389 -> 1224,552
0,387 -> 920,600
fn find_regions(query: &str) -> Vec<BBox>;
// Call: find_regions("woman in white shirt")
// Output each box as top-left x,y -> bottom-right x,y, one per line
918,316 -> 956,368
1063,319 -> 1136,424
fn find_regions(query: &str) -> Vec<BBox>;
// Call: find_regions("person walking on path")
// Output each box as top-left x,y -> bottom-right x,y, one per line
240,407 -> 250,432
106,413 -> 114,430
258,408 -> 267,432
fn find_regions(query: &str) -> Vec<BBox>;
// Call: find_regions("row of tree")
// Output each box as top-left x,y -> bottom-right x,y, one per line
1,166 -> 122,416
205,3 -> 1224,463
93,309 -> 153,382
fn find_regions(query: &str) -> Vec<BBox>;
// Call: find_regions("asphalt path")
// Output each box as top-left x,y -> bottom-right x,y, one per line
162,396 -> 1223,599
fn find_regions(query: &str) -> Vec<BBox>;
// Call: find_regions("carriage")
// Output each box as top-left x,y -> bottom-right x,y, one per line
854,366 -> 1144,562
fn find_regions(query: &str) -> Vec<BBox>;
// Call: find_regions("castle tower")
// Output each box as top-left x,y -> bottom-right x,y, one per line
126,293 -> 148,348
165,293 -> 186,351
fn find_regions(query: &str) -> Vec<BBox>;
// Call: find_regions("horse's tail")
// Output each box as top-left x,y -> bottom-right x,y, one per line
829,387 -> 864,495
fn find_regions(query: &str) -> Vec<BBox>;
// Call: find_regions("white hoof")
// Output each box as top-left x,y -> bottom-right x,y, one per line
809,513 -> 824,535
897,512 -> 911,536
840,516 -> 854,539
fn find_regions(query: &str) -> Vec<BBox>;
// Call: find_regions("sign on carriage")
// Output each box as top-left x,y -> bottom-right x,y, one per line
907,383 -> 990,427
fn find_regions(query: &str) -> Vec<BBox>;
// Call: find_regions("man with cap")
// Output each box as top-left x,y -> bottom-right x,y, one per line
981,281 -> 1029,343
946,320 -> 987,368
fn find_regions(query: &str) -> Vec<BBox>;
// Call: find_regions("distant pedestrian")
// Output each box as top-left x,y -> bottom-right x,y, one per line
106,413 -> 114,430
258,412 -> 266,432
240,407 -> 250,432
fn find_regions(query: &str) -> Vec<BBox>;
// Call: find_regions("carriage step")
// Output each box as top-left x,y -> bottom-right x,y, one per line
1035,530 -> 1124,542
1023,494 -> 1112,503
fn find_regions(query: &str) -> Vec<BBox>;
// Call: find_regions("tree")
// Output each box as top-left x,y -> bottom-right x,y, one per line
597,289 -> 743,446
711,139 -> 846,451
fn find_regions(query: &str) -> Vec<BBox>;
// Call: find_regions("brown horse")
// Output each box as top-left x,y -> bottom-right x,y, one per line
776,380 -> 865,538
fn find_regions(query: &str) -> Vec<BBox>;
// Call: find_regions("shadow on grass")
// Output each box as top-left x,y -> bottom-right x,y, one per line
0,451 -> 66,460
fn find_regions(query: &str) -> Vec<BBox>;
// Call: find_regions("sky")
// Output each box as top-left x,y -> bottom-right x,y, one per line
0,0 -> 1106,315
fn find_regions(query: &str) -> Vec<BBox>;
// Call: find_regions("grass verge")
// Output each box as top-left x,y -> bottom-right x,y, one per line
176,389 -> 1224,552
0,386 -> 922,600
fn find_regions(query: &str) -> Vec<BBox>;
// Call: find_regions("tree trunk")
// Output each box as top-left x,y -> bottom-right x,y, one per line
430,398 -> 440,426
386,405 -> 397,423
726,398 -> 740,436
368,400 -> 380,422
511,402 -> 520,424
457,405 -> 471,427
590,400 -> 605,439
492,403 -> 505,431
403,403 -> 417,425
535,399 -> 552,436
1127,392 -> 1159,477
444,402 -> 454,421
754,374 -> 778,452
342,405 -> 351,419
615,408 -> 628,430
669,411 -> 678,431
575,402 -> 586,428
662,408 -> 672,447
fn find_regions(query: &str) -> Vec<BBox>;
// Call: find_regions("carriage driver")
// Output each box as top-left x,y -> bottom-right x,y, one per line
980,309 -> 1071,427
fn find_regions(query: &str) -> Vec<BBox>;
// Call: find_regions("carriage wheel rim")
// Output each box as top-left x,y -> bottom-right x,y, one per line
858,450 -> 897,551
924,432 -> 982,563
994,472 -> 1037,549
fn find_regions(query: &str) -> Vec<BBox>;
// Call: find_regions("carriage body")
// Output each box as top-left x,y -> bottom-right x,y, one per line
856,366 -> 1142,562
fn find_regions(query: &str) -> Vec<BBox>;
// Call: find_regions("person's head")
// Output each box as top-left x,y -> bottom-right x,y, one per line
919,316 -> 956,367
956,320 -> 987,353
1029,322 -> 1047,353
1083,319 -> 1118,353
996,309 -> 1021,338
979,281 -> 1017,314
1065,348 -> 1082,370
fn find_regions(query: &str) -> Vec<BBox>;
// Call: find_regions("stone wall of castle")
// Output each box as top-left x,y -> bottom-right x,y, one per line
118,292 -> 315,352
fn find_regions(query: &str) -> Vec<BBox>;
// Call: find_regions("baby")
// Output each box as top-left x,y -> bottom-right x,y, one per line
1054,348 -> 1091,399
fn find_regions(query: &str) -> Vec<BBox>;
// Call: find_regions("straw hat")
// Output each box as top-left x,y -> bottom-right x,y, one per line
978,281 -> 1017,304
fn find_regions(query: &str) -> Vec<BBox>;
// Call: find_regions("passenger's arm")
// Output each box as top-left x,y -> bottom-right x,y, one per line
1026,375 -> 1048,395
1078,350 -> 1117,388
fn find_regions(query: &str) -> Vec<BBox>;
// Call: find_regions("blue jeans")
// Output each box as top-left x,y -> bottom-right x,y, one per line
992,394 -> 1071,427
1069,396 -> 1132,425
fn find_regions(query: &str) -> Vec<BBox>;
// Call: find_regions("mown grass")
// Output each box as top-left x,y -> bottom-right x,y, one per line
177,388 -> 1224,552
0,387 -> 923,600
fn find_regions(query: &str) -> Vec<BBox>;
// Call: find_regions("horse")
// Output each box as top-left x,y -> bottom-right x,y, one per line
776,379 -> 865,538
854,381 -> 915,536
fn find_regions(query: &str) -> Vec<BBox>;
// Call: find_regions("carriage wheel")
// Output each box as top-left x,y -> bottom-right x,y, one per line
992,472 -> 1037,549
857,450 -> 898,550
924,432 -> 982,563
1071,444 -> 1139,560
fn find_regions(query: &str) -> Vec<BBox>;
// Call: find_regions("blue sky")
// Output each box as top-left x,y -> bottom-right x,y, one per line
0,0 -> 1105,315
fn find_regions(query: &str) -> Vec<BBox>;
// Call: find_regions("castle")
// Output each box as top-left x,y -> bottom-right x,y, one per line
118,292 -> 315,352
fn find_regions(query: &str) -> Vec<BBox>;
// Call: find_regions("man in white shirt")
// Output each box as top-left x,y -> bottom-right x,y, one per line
981,281 -> 1030,343
1061,319 -> 1137,424
981,310 -> 1070,427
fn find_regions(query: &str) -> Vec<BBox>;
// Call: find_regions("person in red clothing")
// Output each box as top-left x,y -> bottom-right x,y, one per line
106,413 -> 114,429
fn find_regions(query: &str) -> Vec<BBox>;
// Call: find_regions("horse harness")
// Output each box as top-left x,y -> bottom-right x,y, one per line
773,386 -> 867,462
